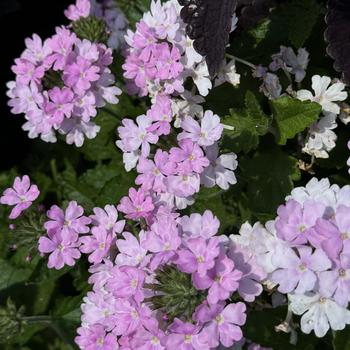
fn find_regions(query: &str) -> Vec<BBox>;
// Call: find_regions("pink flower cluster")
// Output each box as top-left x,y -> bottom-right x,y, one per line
232,178 -> 350,338
38,203 -> 125,269
0,175 -> 40,219
7,6 -> 121,146
65,0 -> 128,50
74,203 -> 265,350
117,105 -> 238,210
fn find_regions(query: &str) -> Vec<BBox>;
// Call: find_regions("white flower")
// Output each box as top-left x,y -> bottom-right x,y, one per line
215,60 -> 241,87
181,37 -> 203,68
297,75 -> 347,114
287,178 -> 332,203
172,90 -> 205,127
201,143 -> 238,190
289,293 -> 350,337
189,61 -> 212,97
302,112 -> 337,159
231,220 -> 286,275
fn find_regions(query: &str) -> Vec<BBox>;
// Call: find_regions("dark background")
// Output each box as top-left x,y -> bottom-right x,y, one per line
0,0 -> 72,170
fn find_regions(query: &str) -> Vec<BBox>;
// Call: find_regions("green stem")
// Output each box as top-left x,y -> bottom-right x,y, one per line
226,54 -> 256,69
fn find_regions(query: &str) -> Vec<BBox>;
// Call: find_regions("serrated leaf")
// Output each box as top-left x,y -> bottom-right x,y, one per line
287,0 -> 322,48
0,259 -> 32,292
79,163 -> 118,192
97,174 -> 136,207
270,96 -> 321,145
222,91 -> 270,153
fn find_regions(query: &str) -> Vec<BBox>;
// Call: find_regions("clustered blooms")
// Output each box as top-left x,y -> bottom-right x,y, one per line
0,175 -> 40,219
38,203 -> 125,269
6,1 -> 122,147
296,75 -> 347,159
123,0 -> 239,99
117,1 -> 239,210
72,205 -> 265,349
117,107 -> 238,210
251,46 -> 348,161
232,178 -> 350,338
65,0 -> 128,50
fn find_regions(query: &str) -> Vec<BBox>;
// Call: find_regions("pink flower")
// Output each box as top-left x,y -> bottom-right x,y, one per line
80,227 -> 114,264
199,303 -> 246,348
129,324 -> 165,350
155,43 -> 183,80
194,254 -> 242,305
316,205 -> 350,260
116,231 -> 148,267
107,266 -> 145,303
75,325 -> 118,350
118,188 -> 155,220
0,175 -> 40,219
178,111 -> 223,147
44,201 -> 91,240
112,299 -> 151,336
275,199 -> 326,245
166,319 -> 209,350
117,115 -> 159,157
11,59 -> 45,85
136,150 -> 176,193
90,205 -> 125,235
147,95 -> 173,136
22,34 -> 52,64
47,27 -> 77,70
176,237 -> 220,277
65,0 -> 91,21
45,87 -> 75,124
64,56 -> 100,94
142,217 -> 181,270
122,52 -> 157,92
169,139 -> 209,174
38,229 -> 81,269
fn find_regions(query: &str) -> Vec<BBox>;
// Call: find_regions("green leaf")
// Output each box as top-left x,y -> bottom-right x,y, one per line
333,326 -> 350,350
0,259 -> 32,292
222,91 -> 270,153
97,173 -> 136,207
270,96 -> 321,145
118,0 -> 151,27
239,147 -> 301,218
287,0 -> 323,48
79,163 -> 118,193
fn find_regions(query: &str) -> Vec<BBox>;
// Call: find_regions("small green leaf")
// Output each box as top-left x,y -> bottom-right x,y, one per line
222,91 -> 270,153
270,96 -> 321,145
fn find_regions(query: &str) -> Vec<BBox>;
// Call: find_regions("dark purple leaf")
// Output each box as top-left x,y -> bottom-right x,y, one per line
178,0 -> 238,77
325,0 -> 350,84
